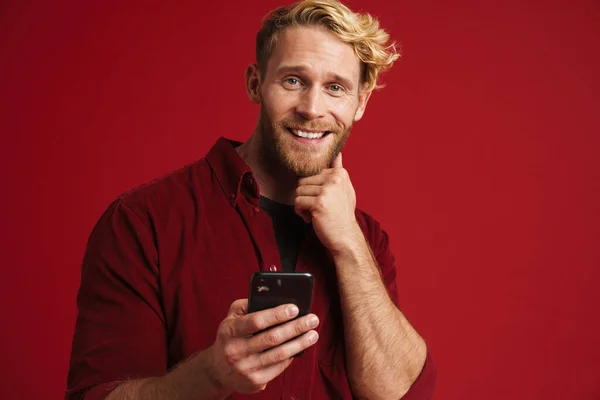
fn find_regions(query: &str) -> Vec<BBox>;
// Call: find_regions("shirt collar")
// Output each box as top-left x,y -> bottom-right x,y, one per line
205,137 -> 259,206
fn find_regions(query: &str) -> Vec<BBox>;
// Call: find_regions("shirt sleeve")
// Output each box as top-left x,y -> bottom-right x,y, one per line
65,199 -> 167,400
399,351 -> 437,400
359,211 -> 438,400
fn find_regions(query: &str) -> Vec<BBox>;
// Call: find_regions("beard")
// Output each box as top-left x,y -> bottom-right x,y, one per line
257,107 -> 352,177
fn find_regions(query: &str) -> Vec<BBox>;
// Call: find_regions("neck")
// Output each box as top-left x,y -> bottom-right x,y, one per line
236,133 -> 298,205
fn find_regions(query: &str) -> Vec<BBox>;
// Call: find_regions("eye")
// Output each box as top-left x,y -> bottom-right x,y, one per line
328,84 -> 347,95
283,77 -> 302,88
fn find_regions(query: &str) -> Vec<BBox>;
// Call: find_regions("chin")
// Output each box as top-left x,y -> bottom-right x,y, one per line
293,166 -> 323,178
285,155 -> 332,177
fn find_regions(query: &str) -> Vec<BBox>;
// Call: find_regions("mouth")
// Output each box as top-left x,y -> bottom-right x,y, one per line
287,128 -> 331,140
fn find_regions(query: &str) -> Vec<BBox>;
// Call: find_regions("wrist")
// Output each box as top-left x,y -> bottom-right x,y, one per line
161,346 -> 232,400
208,346 -> 233,396
201,346 -> 232,399
329,222 -> 369,259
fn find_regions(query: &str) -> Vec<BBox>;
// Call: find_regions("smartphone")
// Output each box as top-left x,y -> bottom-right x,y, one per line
247,272 -> 314,356
248,272 -> 314,316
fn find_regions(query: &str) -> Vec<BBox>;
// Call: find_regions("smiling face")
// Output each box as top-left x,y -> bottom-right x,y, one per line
247,25 -> 371,177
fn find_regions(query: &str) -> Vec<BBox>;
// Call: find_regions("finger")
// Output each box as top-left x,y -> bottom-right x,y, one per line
255,330 -> 319,368
246,313 -> 320,354
298,174 -> 329,186
231,303 -> 299,337
294,196 -> 317,215
297,168 -> 336,185
332,152 -> 343,168
228,299 -> 249,317
297,210 -> 312,223
297,209 -> 312,223
295,185 -> 322,197
257,357 -> 293,383
294,196 -> 316,222
244,358 -> 293,392
319,168 -> 336,175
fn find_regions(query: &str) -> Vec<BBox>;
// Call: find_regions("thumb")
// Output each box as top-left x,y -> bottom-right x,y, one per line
294,207 -> 313,224
229,299 -> 249,317
332,152 -> 343,168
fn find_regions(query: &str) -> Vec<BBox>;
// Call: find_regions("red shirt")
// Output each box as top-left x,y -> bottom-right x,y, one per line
66,137 -> 436,400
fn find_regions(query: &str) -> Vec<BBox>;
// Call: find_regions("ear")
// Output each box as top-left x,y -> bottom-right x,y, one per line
245,64 -> 262,104
353,87 -> 372,122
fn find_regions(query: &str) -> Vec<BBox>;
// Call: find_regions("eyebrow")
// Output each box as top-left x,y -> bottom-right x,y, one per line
275,65 -> 355,90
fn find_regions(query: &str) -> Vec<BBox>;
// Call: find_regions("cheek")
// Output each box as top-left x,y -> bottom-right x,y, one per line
328,98 -> 358,127
262,87 -> 296,119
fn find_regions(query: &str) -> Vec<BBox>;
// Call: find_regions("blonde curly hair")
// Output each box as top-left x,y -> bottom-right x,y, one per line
256,0 -> 400,92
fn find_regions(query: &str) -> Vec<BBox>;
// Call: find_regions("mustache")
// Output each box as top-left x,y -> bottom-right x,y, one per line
277,116 -> 339,133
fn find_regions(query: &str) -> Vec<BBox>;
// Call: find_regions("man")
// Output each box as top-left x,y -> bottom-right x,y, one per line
66,0 -> 436,399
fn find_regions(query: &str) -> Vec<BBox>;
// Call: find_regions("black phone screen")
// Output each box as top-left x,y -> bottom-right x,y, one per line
247,272 -> 314,317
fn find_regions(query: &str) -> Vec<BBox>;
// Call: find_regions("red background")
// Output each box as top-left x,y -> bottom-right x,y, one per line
1,1 -> 599,399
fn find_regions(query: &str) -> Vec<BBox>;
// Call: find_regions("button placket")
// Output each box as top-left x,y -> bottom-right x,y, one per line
234,196 -> 280,272
242,173 -> 259,202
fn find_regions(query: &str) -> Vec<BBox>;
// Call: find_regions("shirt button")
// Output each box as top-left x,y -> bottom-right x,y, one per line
253,207 -> 260,213
269,264 -> 278,272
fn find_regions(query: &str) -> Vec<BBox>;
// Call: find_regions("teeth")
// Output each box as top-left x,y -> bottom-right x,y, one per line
292,129 -> 325,139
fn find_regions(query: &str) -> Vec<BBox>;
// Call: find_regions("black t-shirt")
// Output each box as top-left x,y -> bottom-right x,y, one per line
259,196 -> 311,272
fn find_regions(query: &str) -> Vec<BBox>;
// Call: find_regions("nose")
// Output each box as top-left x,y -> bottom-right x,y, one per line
295,86 -> 326,120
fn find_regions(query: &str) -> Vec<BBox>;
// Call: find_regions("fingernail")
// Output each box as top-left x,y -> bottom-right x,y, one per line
308,331 -> 318,343
287,305 -> 299,317
307,315 -> 319,328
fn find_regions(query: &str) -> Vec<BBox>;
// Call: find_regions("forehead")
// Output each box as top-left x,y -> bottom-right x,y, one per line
267,25 -> 361,82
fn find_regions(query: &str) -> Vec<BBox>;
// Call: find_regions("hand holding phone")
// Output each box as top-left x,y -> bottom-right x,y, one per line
209,298 -> 319,395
